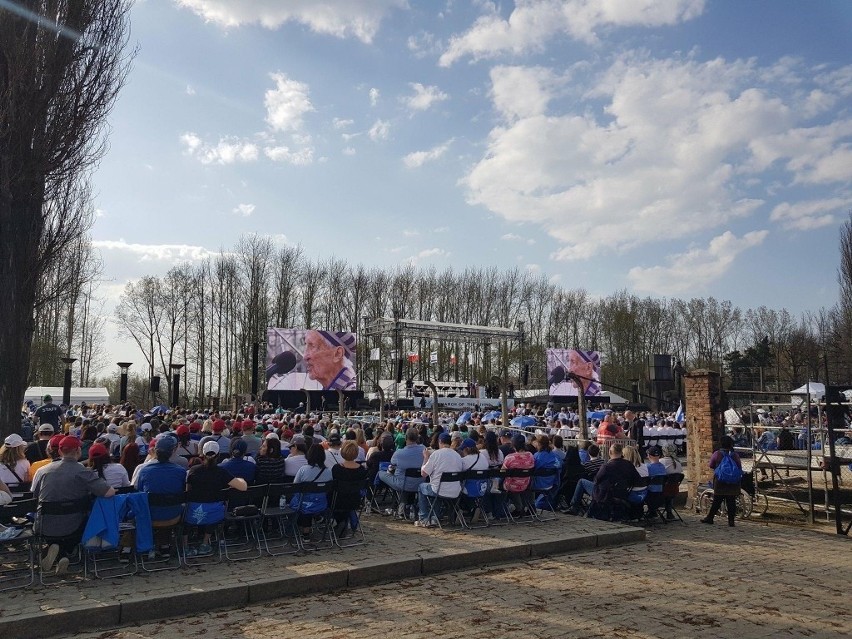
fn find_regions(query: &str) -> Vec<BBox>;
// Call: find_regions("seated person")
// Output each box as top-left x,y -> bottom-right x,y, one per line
588,443 -> 641,519
330,441 -> 368,538
221,439 -> 257,484
379,428 -> 425,511
501,435 -> 535,517
416,433 -> 463,526
32,436 -> 116,575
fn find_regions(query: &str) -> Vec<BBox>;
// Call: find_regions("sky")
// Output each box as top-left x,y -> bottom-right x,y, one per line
88,0 -> 852,370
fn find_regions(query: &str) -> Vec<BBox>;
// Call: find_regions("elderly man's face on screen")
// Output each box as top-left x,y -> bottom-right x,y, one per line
304,331 -> 344,386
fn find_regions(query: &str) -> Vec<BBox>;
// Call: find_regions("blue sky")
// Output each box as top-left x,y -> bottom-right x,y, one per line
90,0 -> 852,365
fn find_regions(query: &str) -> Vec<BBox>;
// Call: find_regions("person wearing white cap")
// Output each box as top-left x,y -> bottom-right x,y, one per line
183,440 -> 247,557
0,434 -> 30,490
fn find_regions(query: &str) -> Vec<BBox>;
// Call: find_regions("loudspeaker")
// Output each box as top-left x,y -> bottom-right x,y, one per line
522,364 -> 529,386
396,358 -> 404,383
649,354 -> 673,381
150,375 -> 160,393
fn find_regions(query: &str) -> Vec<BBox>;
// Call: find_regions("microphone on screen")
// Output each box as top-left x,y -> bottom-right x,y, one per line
548,365 -> 565,388
266,351 -> 297,381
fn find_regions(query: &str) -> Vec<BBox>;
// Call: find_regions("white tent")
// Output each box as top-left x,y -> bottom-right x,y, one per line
24,386 -> 111,405
790,381 -> 825,407
601,391 -> 630,405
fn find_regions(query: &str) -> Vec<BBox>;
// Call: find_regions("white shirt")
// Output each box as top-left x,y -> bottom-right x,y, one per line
422,447 -> 464,497
0,458 -> 30,488
102,463 -> 131,488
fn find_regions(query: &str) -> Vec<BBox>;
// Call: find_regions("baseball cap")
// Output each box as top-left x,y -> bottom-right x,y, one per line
265,432 -> 280,440
512,434 -> 527,449
231,439 -> 248,457
88,443 -> 109,459
202,440 -> 220,456
140,423 -> 152,432
461,438 -> 477,450
43,394 -> 52,401
189,421 -> 201,433
156,435 -> 177,454
3,433 -> 25,448
647,445 -> 663,457
212,419 -> 226,433
175,425 -> 190,437
107,423 -> 118,432
48,434 -> 64,450
58,436 -> 81,452
38,424 -> 55,434
438,433 -> 452,444
328,433 -> 342,445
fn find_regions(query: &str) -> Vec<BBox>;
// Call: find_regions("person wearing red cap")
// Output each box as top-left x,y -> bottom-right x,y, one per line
28,434 -> 65,487
86,443 -> 130,489
174,424 -> 199,460
32,436 -> 115,575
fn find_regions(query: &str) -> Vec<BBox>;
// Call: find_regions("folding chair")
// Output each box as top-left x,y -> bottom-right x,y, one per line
425,471 -> 465,531
293,480 -> 336,551
182,489 -> 228,566
501,468 -> 536,524
331,478 -> 369,548
0,498 -> 35,591
262,483 -> 301,555
83,494 -> 147,579
587,478 -> 634,522
35,497 -> 90,584
223,484 -> 267,561
458,469 -> 491,529
530,467 -> 560,522
140,492 -> 185,571
642,475 -> 667,524
660,473 -> 686,524
395,468 -> 424,520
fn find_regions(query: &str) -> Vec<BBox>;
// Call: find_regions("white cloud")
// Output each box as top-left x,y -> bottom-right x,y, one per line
369,119 -> 391,141
407,31 -> 440,58
434,226 -> 449,233
440,0 -> 705,66
770,197 -> 850,231
464,55 -> 851,260
342,146 -> 356,156
501,233 -> 522,241
402,229 -> 419,237
181,133 -> 258,164
402,139 -> 452,168
628,230 -> 768,295
408,247 -> 450,264
185,85 -> 196,96
265,72 -> 313,132
526,263 -> 541,273
176,0 -> 406,43
401,82 -> 449,112
264,145 -> 314,165
92,239 -> 217,263
369,87 -> 380,106
232,203 -> 255,217
333,117 -> 354,129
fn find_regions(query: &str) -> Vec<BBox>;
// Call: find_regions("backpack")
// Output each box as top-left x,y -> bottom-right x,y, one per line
714,451 -> 742,484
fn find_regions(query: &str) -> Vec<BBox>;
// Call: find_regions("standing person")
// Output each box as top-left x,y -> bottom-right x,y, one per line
34,394 -> 62,434
701,435 -> 743,527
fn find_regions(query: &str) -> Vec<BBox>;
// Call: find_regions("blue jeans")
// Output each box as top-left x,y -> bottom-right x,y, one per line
417,483 -> 439,521
570,479 -> 594,507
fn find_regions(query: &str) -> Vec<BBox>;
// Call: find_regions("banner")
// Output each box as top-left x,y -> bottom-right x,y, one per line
429,350 -> 438,364
408,352 -> 419,363
370,348 -> 380,361
450,353 -> 457,365
266,328 -> 357,391
546,348 -> 601,397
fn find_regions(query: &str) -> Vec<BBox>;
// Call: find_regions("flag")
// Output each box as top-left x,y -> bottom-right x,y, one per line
674,402 -> 684,424
370,348 -> 380,361
407,352 -> 419,363
450,353 -> 457,365
390,350 -> 398,360
430,350 -> 438,365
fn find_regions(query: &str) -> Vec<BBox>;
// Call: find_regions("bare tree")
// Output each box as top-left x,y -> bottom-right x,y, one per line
0,1 -> 132,434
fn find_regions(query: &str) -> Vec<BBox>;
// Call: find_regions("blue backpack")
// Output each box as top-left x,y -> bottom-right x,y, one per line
715,451 -> 742,484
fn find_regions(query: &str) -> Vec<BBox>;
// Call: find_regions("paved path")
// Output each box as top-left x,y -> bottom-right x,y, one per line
67,514 -> 852,639
0,511 -> 641,638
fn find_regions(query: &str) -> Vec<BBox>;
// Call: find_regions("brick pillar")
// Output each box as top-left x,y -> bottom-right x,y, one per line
684,369 -> 723,507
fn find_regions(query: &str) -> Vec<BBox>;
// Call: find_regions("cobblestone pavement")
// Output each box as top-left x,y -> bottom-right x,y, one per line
65,513 -> 851,639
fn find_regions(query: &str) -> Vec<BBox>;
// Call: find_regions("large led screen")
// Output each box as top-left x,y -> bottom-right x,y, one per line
267,328 -> 357,391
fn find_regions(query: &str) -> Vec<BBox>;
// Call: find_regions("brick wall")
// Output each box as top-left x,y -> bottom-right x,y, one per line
684,369 -> 723,506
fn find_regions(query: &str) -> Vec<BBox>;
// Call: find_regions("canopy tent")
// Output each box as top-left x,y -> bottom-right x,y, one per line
790,382 -> 825,406
24,386 -> 111,405
600,390 -> 629,405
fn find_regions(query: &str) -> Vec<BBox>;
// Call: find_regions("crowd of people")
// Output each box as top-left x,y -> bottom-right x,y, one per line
1,394 -> 696,577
